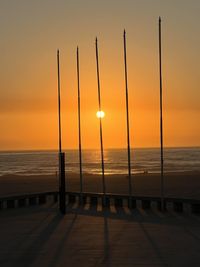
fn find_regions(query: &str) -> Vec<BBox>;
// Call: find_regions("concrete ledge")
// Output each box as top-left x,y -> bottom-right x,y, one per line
0,192 -> 200,215
18,198 -> 26,207
90,196 -> 98,205
29,197 -> 37,206
191,203 -> 200,214
129,198 -> 137,209
141,199 -> 151,209
114,197 -> 123,207
157,200 -> 167,211
78,195 -> 87,205
38,195 -> 46,205
102,196 -> 110,207
173,201 -> 183,213
68,194 -> 76,204
53,194 -> 58,203
7,199 -> 15,209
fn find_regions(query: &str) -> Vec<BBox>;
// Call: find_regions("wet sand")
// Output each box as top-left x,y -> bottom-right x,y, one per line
0,171 -> 200,199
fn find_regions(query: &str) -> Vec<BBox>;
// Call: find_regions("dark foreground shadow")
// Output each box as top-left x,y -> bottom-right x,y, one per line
66,203 -> 199,226
1,204 -> 200,267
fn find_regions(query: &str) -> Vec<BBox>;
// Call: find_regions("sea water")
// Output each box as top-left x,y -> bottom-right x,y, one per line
0,147 -> 199,177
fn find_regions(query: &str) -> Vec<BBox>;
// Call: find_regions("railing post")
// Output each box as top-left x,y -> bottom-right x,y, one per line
59,152 -> 66,214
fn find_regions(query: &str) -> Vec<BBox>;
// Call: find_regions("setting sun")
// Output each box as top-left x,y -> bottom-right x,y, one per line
96,111 -> 105,118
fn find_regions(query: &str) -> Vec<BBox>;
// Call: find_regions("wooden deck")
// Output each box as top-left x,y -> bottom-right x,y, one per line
1,200 -> 200,266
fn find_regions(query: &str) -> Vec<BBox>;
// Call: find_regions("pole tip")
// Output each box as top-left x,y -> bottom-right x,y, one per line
57,49 -> 59,54
124,29 -> 126,35
95,37 -> 98,43
77,46 -> 79,52
159,16 -> 161,22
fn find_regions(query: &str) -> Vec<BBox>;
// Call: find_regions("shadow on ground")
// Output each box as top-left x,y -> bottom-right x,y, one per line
1,203 -> 200,267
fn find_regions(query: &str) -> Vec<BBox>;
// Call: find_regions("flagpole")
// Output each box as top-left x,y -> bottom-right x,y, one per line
76,46 -> 83,198
159,17 -> 164,211
57,49 -> 62,155
95,37 -> 106,202
57,49 -> 66,214
123,30 -> 132,208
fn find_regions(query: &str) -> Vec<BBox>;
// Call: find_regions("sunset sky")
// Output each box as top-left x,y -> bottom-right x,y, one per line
0,0 -> 199,150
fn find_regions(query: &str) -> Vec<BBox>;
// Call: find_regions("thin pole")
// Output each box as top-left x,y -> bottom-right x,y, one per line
159,17 -> 164,211
123,30 -> 132,206
57,49 -> 66,214
76,46 -> 83,195
95,37 -> 106,197
57,49 -> 62,155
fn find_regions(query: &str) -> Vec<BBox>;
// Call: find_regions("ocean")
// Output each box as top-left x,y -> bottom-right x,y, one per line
0,147 -> 199,177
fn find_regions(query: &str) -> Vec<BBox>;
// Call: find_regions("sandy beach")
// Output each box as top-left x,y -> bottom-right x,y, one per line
0,171 -> 200,199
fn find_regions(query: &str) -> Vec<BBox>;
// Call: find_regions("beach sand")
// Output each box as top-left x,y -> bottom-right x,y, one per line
0,171 -> 200,199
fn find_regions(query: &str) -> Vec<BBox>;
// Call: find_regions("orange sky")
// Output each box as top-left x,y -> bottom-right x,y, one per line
0,0 -> 199,150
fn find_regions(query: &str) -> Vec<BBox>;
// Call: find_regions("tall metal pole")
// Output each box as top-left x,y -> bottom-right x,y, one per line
159,17 -> 164,211
95,38 -> 106,200
123,30 -> 132,207
57,49 -> 62,155
57,49 -> 66,214
76,46 -> 83,197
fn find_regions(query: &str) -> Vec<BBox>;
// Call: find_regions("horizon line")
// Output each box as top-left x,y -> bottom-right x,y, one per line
0,145 -> 200,153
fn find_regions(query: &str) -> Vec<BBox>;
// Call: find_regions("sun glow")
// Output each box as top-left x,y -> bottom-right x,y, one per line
96,111 -> 105,118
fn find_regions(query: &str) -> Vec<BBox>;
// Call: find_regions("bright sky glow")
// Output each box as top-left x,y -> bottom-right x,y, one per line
0,0 -> 199,150
96,111 -> 105,119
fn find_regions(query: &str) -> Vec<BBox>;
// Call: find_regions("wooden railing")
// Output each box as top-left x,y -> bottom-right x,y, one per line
1,191 -> 200,215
